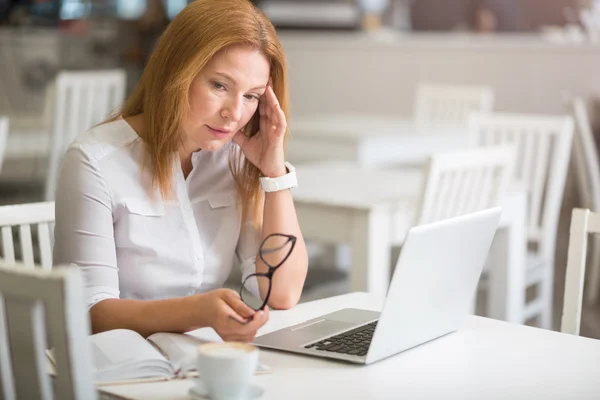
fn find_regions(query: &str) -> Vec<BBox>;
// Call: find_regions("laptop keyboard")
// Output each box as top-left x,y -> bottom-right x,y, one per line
303,321 -> 378,357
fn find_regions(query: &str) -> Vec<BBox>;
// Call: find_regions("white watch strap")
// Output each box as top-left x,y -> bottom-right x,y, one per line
259,162 -> 298,192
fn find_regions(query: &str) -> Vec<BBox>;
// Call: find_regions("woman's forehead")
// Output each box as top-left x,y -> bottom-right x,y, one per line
203,45 -> 270,87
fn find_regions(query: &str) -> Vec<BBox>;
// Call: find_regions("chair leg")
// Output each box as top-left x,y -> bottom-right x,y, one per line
469,290 -> 478,315
585,235 -> 600,305
539,267 -> 554,330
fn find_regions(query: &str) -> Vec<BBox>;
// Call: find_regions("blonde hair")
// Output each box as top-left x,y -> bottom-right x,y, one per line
108,0 -> 289,228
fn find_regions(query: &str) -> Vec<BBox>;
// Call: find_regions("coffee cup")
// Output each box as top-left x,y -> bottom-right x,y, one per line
195,342 -> 259,400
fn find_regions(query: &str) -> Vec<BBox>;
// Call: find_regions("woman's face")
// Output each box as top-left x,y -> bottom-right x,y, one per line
181,44 -> 270,153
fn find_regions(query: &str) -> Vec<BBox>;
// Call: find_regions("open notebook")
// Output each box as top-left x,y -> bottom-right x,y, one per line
48,329 -> 271,385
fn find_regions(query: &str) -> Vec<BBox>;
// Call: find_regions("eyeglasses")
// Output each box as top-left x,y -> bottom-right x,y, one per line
239,233 -> 297,311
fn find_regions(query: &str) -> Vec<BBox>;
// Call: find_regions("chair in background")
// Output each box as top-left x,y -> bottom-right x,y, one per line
412,145 -> 516,314
468,112 -> 575,329
413,83 -> 495,130
561,208 -> 600,336
45,69 -> 126,201
0,117 -> 8,175
569,97 -> 600,304
0,202 -> 55,269
0,262 -> 96,400
416,145 -> 515,226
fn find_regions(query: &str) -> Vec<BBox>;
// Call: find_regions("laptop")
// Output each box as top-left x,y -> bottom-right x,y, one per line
253,207 -> 502,365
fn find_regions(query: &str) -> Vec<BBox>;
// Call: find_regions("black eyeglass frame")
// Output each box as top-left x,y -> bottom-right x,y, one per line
239,233 -> 297,311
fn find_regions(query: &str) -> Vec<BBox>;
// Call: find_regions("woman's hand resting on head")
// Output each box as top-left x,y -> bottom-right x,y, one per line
197,288 -> 269,342
233,79 -> 287,178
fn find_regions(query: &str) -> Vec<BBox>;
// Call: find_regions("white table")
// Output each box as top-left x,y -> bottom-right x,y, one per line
4,130 -> 49,159
100,292 -> 600,400
293,161 -> 527,324
287,113 -> 467,167
0,129 -> 49,183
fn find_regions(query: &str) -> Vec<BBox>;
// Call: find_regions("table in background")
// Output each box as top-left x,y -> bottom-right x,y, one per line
287,113 -> 467,167
292,161 -> 527,324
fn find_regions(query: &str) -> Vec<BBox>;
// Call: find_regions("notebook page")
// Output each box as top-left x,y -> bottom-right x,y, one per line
92,329 -> 163,369
91,329 -> 175,381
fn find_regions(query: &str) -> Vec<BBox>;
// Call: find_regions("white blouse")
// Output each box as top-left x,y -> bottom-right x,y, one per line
53,119 -> 261,311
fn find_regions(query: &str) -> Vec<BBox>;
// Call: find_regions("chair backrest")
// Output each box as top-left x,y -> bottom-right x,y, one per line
0,116 -> 8,174
0,202 -> 55,270
570,97 -> 600,211
413,83 -> 495,130
468,112 -> 574,260
417,145 -> 515,225
570,98 -> 600,304
45,69 -> 126,201
561,208 -> 600,335
0,262 -> 96,400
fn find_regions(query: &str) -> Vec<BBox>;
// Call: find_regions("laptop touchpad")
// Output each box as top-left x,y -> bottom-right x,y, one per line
294,319 -> 355,338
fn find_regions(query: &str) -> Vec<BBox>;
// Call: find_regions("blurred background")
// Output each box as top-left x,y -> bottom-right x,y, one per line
1,0 -> 600,338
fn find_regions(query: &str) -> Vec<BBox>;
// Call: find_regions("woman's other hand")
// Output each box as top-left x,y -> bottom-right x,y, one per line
232,79 -> 287,178
197,288 -> 269,342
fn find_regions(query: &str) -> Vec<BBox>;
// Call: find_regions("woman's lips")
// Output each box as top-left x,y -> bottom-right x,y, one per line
207,125 -> 231,138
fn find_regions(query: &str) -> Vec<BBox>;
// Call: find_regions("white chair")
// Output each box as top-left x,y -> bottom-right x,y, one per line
468,112 -> 575,329
561,208 -> 600,336
413,83 -> 494,130
0,116 -> 8,174
0,262 -> 96,400
0,202 -> 55,270
413,145 -> 516,315
329,146 -> 516,298
416,145 -> 515,226
45,69 -> 126,201
570,97 -> 600,304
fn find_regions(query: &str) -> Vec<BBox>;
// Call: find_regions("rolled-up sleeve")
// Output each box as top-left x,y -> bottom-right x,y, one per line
53,145 -> 119,311
236,218 -> 262,298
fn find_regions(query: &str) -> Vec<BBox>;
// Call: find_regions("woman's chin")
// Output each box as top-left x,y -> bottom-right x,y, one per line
198,137 -> 231,152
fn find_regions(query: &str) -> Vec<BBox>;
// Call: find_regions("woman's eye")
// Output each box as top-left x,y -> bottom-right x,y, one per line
212,82 -> 225,90
244,94 -> 259,101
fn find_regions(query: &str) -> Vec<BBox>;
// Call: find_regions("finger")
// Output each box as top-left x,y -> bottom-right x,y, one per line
259,93 -> 267,117
224,292 -> 256,319
228,335 -> 255,343
266,84 -> 280,109
265,96 -> 273,121
261,81 -> 271,109
245,309 -> 269,331
260,114 -> 269,132
228,315 -> 251,325
226,309 -> 265,336
220,332 -> 254,343
271,104 -> 286,133
266,86 -> 277,119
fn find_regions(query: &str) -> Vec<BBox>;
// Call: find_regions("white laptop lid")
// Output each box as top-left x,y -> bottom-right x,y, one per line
366,208 -> 502,364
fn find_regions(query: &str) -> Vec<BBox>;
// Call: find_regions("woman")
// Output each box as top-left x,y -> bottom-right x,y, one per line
53,0 -> 308,342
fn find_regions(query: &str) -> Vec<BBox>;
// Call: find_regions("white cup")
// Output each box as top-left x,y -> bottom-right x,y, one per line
196,342 -> 259,400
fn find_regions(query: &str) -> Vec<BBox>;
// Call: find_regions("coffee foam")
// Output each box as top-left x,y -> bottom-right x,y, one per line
198,342 -> 256,358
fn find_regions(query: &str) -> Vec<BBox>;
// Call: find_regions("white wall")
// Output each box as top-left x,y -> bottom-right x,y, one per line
280,32 -> 600,120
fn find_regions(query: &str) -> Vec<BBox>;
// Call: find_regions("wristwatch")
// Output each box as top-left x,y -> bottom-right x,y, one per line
259,162 -> 298,192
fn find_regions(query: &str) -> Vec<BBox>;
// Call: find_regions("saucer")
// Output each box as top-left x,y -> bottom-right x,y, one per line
188,379 -> 264,400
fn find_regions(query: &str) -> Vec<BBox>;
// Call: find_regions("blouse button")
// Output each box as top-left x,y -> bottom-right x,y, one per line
183,204 -> 191,211
196,254 -> 202,261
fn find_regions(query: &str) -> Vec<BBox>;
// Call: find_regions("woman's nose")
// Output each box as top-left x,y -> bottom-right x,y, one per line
221,98 -> 243,122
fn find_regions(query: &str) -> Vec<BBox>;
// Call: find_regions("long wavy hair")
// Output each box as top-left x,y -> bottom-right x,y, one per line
106,0 -> 289,228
